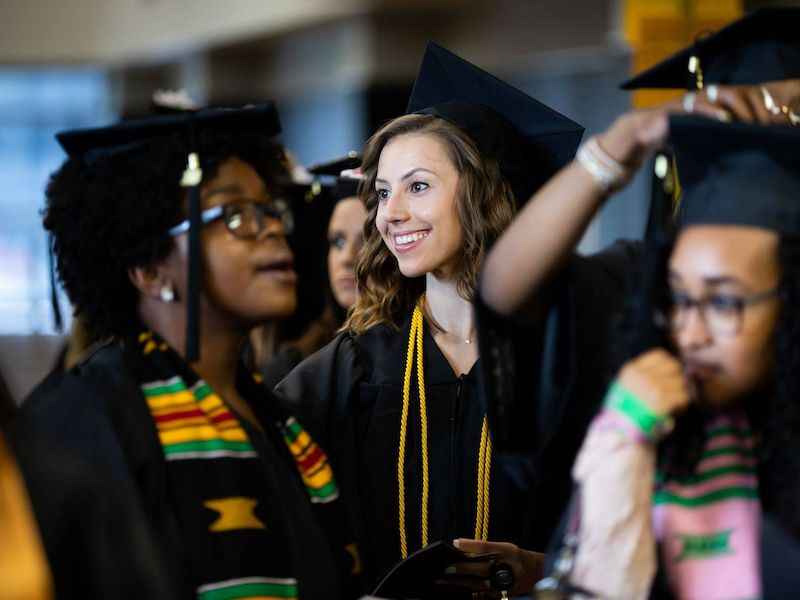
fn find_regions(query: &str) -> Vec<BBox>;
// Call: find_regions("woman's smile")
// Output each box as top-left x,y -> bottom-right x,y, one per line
392,229 -> 431,253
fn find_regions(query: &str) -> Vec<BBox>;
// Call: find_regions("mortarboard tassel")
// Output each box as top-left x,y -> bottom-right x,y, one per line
180,111 -> 203,362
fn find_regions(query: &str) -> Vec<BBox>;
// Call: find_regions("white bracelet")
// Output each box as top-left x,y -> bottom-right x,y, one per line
575,136 -> 632,192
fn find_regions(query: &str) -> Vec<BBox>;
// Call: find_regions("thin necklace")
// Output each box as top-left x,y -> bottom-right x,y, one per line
436,326 -> 475,344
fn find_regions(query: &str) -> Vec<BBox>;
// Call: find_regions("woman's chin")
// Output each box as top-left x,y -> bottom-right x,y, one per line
396,260 -> 430,280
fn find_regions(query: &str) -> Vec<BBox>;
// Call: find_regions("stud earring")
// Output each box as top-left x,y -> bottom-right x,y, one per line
160,282 -> 175,303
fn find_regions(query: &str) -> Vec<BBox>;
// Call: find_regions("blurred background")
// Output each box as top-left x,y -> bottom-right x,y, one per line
0,0 -> 790,404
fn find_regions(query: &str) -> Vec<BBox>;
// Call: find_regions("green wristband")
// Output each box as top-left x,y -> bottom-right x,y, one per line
604,381 -> 673,440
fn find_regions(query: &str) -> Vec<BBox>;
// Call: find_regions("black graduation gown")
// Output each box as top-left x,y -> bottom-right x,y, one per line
260,347 -> 304,389
8,344 -> 347,600
476,240 -> 641,537
276,309 -> 566,587
8,435 -> 177,600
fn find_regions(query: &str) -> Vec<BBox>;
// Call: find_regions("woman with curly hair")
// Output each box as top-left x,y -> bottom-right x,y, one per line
564,118 -> 800,600
275,42 -> 584,596
10,104 -> 362,600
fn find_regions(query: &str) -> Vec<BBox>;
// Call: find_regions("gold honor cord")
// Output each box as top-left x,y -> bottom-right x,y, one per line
0,434 -> 55,600
474,418 -> 492,541
398,301 -> 493,559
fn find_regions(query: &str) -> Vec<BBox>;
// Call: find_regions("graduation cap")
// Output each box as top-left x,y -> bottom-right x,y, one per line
307,151 -> 364,203
56,102 -> 282,362
621,8 -> 800,91
406,40 -> 584,206
670,114 -> 800,234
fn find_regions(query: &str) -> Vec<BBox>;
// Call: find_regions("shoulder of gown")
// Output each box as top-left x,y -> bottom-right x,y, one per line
273,316 -> 411,449
11,434 -> 180,600
7,343 -> 162,495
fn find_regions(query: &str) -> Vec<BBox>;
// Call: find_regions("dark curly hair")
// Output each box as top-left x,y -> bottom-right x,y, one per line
44,129 -> 289,340
610,231 -> 800,539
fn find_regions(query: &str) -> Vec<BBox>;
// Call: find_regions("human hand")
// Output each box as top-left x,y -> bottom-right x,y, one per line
687,78 -> 800,126
436,538 -> 545,598
596,97 -> 727,170
616,348 -> 692,418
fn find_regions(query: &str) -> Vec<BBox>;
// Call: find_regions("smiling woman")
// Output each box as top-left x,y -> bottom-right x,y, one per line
275,42 -> 583,597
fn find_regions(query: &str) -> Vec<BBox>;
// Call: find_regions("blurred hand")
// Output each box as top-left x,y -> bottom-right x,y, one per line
436,539 -> 545,598
597,98 -> 727,169
616,348 -> 692,418
691,78 -> 800,125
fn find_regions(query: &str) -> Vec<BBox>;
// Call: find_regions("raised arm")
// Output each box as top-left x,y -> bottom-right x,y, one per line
479,99 -> 729,319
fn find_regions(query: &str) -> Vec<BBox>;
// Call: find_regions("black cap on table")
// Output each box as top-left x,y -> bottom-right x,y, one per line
621,8 -> 800,91
307,152 -> 363,204
56,102 -> 282,362
670,114 -> 800,235
406,40 -> 584,206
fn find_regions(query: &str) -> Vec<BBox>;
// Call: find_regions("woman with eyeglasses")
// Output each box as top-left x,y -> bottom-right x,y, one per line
558,118 -> 800,600
10,105 -> 362,600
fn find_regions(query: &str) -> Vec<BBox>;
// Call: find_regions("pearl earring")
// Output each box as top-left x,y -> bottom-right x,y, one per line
160,282 -> 175,303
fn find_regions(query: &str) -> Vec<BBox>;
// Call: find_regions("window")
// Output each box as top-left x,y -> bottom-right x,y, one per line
0,69 -> 114,334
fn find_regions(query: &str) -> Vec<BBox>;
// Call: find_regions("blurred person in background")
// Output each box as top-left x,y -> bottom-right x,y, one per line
259,156 -> 367,388
1,428 -> 176,600
9,104 -> 363,600
475,10 -> 800,583
276,42 -> 584,598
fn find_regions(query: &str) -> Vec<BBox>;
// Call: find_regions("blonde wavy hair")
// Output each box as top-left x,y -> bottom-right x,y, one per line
344,113 -> 516,335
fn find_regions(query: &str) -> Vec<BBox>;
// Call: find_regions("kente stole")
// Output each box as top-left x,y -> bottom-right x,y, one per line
124,330 -> 358,600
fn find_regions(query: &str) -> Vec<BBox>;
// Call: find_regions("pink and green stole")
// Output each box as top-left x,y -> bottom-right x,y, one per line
653,410 -> 762,600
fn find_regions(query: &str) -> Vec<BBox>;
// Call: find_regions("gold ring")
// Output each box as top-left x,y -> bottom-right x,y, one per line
761,86 -> 782,116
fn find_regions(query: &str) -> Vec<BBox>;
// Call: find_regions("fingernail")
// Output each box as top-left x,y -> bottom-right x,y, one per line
444,566 -> 457,574
716,110 -> 732,123
453,539 -> 461,549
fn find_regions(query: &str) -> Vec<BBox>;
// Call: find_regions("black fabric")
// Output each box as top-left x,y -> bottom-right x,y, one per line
477,229 -> 633,499
10,343 -> 359,600
57,102 -> 281,159
333,177 -> 361,203
276,313 -> 562,597
308,154 -> 363,205
260,347 -> 304,389
670,116 -> 800,235
476,240 -> 640,492
406,41 -> 584,206
621,8 -> 800,90
9,435 -> 177,600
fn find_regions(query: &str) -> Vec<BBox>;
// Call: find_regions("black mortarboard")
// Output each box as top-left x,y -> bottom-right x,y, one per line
406,41 -> 584,206
307,152 -> 363,203
621,8 -> 800,91
57,102 -> 281,159
367,541 -> 498,599
56,102 -> 282,362
670,114 -> 800,235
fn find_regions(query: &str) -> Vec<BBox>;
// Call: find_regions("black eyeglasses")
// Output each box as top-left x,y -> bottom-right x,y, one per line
167,198 -> 294,239
656,288 -> 779,336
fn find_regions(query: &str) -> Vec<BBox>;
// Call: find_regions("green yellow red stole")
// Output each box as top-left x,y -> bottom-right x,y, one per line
123,330 -> 359,600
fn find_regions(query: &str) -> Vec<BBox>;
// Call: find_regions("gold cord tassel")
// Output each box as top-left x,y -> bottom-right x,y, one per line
398,299 -> 492,558
474,416 -> 492,540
